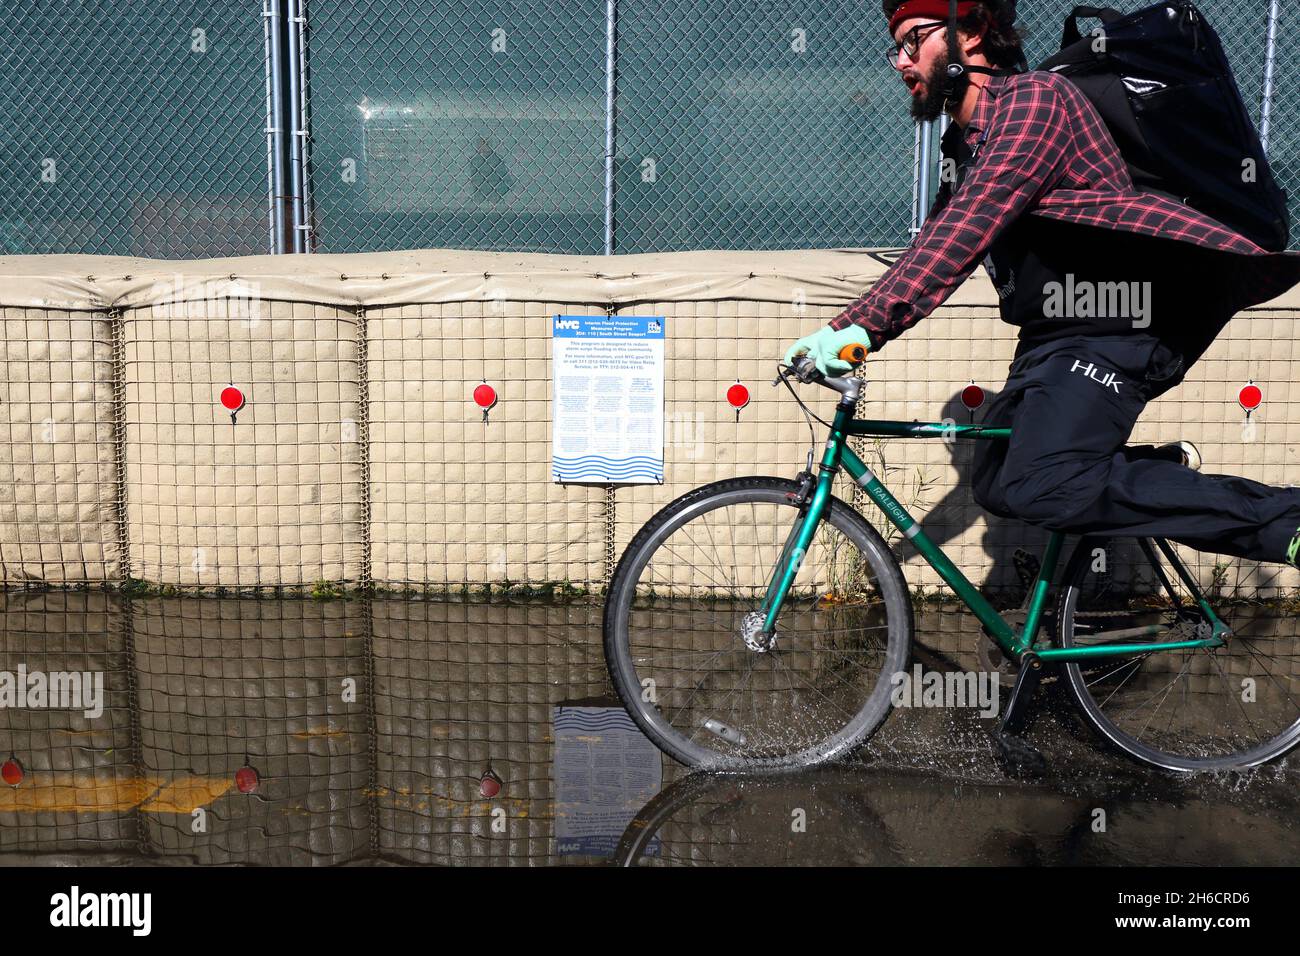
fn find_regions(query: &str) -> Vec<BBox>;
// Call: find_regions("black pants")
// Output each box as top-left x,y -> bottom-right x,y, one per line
971,332 -> 1300,563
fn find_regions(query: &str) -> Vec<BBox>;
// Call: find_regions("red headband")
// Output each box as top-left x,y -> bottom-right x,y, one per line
888,0 -> 978,33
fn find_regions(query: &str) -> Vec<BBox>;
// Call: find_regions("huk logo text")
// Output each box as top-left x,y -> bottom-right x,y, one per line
1070,360 -> 1123,393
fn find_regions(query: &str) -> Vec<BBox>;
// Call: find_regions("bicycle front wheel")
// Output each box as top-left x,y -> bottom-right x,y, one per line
603,476 -> 912,771
1057,535 -> 1300,772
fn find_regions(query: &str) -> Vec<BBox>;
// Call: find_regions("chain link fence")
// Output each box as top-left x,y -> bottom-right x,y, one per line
301,0 -> 608,254
303,0 -> 915,253
0,0 -> 274,257
0,1 -> 1295,255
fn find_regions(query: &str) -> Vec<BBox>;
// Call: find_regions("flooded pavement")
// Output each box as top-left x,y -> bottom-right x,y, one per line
0,590 -> 1295,866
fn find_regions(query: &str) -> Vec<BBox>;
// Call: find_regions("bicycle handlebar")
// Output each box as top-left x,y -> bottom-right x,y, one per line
838,343 -> 870,365
784,340 -> 871,384
781,351 -> 869,401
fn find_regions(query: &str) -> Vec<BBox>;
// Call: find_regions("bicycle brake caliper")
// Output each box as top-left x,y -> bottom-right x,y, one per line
785,469 -> 815,509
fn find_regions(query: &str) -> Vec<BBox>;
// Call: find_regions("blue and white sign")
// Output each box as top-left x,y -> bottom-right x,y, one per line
552,314 -> 665,483
553,703 -> 662,858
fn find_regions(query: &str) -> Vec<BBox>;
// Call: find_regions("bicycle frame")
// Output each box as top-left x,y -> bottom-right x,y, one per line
758,398 -> 1229,664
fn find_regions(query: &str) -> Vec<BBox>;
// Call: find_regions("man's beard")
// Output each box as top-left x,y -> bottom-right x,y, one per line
909,49 -> 969,121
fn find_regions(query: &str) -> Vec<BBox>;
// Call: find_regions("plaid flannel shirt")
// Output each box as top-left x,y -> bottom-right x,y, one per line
829,70 -> 1300,352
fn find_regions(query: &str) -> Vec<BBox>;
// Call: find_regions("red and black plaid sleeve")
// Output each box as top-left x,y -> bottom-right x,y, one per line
829,76 -> 1074,350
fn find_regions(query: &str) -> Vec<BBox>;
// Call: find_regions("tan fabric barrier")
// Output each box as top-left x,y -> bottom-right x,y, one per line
1,250 -> 1297,594
0,308 -> 118,584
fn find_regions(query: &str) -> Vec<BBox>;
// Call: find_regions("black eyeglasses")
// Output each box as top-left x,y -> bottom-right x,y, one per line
886,21 -> 946,67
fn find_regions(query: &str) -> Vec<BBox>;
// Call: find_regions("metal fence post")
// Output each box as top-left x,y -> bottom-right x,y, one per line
1260,0 -> 1280,156
263,0 -> 279,253
910,122 -> 922,237
288,0 -> 312,253
264,0 -> 289,253
604,0 -> 617,256
916,119 -> 934,232
911,114 -> 949,234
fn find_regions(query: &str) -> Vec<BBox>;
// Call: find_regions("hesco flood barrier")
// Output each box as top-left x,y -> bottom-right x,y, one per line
1,248 -> 1298,597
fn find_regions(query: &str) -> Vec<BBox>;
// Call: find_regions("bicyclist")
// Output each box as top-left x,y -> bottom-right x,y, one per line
785,0 -> 1300,567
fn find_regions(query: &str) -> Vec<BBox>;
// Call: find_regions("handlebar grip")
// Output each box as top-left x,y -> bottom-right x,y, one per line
837,343 -> 869,365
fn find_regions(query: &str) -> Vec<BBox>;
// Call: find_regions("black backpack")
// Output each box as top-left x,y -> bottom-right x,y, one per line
1037,1 -> 1290,251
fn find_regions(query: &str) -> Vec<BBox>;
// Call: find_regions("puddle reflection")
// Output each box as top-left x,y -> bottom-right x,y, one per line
0,593 -> 1294,865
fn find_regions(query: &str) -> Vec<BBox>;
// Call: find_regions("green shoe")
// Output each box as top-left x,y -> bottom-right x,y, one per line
1287,526 -> 1300,568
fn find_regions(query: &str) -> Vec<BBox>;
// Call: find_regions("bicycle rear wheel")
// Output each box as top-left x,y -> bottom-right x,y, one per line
1057,536 -> 1300,771
603,476 -> 912,771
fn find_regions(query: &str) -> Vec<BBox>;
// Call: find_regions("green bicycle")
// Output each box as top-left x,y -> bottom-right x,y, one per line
603,350 -> 1300,773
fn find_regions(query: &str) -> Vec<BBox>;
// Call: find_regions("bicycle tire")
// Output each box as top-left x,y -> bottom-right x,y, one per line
1056,535 -> 1300,772
603,475 -> 913,771
609,767 -> 905,867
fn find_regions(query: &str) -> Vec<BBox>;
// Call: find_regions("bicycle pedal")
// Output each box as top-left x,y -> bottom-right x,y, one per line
990,731 -> 1048,777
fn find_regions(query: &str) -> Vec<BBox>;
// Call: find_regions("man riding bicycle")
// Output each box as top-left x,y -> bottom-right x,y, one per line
785,0 -> 1300,568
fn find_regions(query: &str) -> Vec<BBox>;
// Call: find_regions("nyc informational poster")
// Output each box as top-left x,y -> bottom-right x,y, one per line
551,314 -> 664,483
